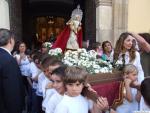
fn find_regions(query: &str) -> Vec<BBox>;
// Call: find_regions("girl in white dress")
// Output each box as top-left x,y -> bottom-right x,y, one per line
116,64 -> 141,113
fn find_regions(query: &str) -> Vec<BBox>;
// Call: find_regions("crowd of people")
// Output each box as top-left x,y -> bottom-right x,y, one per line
1,27 -> 150,113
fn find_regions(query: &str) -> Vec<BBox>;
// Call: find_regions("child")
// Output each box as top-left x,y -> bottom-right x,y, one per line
27,52 -> 42,113
140,77 -> 150,111
115,64 -> 140,113
46,66 -> 67,113
54,66 -> 109,113
41,56 -> 64,110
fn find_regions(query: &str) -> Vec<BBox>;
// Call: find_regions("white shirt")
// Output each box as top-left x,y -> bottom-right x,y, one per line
15,54 -> 30,76
54,94 -> 93,113
29,61 -> 41,89
116,88 -> 138,113
117,51 -> 144,83
46,92 -> 63,113
42,88 -> 57,111
140,96 -> 150,111
36,72 -> 45,96
42,77 -> 52,98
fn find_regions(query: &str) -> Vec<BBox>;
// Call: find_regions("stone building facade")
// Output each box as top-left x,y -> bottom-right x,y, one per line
0,0 -> 128,46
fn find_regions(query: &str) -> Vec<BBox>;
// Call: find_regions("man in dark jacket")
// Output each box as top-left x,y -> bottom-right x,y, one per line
0,28 -> 25,113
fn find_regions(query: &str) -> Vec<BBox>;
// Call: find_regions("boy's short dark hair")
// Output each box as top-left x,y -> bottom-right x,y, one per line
64,66 -> 88,84
33,52 -> 42,62
141,77 -> 150,107
51,66 -> 67,81
41,56 -> 63,69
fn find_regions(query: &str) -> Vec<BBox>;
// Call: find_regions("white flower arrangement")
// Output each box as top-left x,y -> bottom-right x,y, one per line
48,48 -> 63,59
113,60 -> 124,71
43,42 -> 52,48
63,48 -> 113,74
48,48 -> 113,74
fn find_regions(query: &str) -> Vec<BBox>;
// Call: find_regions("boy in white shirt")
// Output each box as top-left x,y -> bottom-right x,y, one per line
29,53 -> 42,113
54,66 -> 109,113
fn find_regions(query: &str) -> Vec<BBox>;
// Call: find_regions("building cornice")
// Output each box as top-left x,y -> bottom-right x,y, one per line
96,0 -> 112,7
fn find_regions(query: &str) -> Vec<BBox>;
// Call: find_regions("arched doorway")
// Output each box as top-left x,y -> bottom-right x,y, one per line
10,0 -> 96,49
22,0 -> 85,49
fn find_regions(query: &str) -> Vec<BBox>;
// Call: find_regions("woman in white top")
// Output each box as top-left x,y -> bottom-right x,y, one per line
14,42 -> 31,90
113,32 -> 144,83
14,42 -> 30,76
14,42 -> 31,112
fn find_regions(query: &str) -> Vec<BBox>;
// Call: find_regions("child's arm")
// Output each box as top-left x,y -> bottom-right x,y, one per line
124,78 -> 133,102
136,90 -> 141,103
130,80 -> 141,102
130,80 -> 141,91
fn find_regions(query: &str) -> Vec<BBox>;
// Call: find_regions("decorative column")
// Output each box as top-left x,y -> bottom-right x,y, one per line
0,0 -> 10,29
113,0 -> 128,45
96,0 -> 113,44
96,0 -> 128,46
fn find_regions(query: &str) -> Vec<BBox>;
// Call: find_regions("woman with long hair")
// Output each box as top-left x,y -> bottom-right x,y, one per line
113,32 -> 144,83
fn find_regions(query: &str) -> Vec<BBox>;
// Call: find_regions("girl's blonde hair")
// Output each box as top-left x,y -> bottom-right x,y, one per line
123,64 -> 138,75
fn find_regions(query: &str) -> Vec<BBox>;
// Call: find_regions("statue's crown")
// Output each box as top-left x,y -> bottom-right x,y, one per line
71,5 -> 83,22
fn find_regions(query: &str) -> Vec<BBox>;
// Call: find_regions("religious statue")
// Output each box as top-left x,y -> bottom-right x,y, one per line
52,5 -> 83,52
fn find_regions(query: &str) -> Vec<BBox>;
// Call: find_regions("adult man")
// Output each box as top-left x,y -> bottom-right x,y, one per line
0,28 -> 25,113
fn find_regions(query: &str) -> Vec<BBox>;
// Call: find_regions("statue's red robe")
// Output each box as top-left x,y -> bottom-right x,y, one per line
52,26 -> 82,52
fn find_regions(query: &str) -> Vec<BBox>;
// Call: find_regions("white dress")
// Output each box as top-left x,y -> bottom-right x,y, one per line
15,54 -> 30,76
46,92 -> 63,113
66,20 -> 80,49
54,94 -> 93,113
116,51 -> 144,83
116,88 -> 138,113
